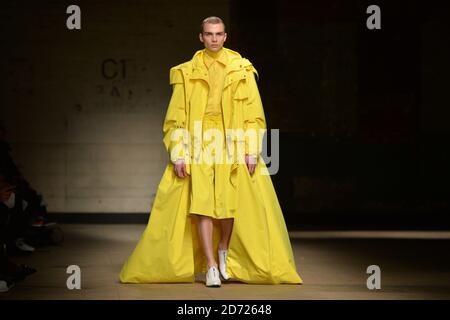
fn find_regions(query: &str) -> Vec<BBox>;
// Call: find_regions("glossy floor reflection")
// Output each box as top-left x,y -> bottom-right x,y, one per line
1,224 -> 450,300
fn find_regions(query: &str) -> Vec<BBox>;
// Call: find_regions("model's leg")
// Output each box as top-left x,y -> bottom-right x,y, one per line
217,218 -> 233,280
196,215 -> 217,268
196,214 -> 222,287
219,218 -> 234,250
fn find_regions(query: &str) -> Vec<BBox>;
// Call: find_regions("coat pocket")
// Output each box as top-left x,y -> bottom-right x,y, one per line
232,81 -> 249,100
225,68 -> 247,91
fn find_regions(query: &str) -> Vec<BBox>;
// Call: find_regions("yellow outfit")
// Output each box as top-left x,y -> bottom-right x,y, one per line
189,114 -> 236,219
189,48 -> 235,219
119,47 -> 303,284
203,48 -> 227,116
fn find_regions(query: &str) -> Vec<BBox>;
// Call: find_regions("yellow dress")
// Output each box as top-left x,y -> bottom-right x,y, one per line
119,47 -> 303,284
189,49 -> 235,219
189,114 -> 236,219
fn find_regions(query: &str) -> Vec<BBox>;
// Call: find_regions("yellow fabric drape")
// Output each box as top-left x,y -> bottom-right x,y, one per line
119,47 -> 303,285
203,48 -> 227,116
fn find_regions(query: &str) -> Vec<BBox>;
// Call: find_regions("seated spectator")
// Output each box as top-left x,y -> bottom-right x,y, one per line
1,177 -> 36,292
0,124 -> 56,229
1,172 -> 36,250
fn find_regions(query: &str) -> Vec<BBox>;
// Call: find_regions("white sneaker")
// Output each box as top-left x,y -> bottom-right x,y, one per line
205,266 -> 221,287
218,249 -> 230,280
0,279 -> 15,293
15,238 -> 35,252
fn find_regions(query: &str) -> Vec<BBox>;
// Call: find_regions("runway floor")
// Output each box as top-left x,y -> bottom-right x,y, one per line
1,224 -> 450,300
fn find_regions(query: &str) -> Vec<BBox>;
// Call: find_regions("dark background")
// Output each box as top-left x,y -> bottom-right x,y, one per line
230,0 -> 450,229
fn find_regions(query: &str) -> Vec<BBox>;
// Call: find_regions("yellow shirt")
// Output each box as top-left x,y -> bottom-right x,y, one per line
203,48 -> 228,116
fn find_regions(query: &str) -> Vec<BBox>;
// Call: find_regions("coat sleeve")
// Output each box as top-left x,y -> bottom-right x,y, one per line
162,67 -> 189,164
244,64 -> 266,158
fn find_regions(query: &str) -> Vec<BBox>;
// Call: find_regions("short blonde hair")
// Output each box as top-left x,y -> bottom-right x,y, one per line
200,16 -> 226,33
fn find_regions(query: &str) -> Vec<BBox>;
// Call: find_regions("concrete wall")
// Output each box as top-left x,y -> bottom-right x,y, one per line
0,0 -> 229,213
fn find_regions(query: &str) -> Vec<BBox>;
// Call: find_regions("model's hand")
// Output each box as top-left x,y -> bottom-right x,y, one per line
174,159 -> 188,178
245,154 -> 257,176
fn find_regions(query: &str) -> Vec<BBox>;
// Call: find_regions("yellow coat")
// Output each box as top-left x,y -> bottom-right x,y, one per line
119,48 -> 303,284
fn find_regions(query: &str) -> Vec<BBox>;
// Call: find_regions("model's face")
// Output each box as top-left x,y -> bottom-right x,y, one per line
199,23 -> 227,52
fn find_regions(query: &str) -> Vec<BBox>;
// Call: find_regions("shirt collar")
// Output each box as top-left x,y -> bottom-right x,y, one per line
203,48 -> 228,69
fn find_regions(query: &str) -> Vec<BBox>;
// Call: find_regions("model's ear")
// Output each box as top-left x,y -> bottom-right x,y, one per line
224,33 -> 227,42
199,33 -> 204,43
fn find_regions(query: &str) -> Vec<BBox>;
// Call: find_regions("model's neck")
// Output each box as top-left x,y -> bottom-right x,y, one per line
205,47 -> 224,59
